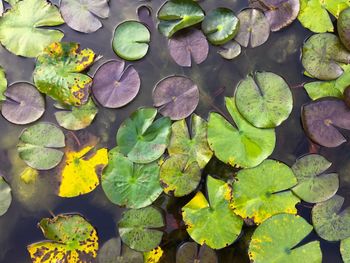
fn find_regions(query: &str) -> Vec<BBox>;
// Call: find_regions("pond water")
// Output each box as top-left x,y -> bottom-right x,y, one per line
0,0 -> 349,262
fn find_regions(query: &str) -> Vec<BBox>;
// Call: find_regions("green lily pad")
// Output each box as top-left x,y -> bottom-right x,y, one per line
27,214 -> 99,262
157,0 -> 205,38
17,123 -> 65,170
302,33 -> 350,80
118,206 -> 164,252
182,176 -> 243,249
0,66 -> 7,101
0,0 -> 64,57
0,176 -> 11,216
312,195 -> 350,241
113,21 -> 150,61
249,214 -> 322,263
341,237 -> 350,263
292,154 -> 339,203
232,159 -> 299,224
176,242 -> 217,263
116,108 -> 171,164
34,42 -> 95,106
338,7 -> 350,51
235,72 -> 293,128
201,8 -> 239,45
207,97 -> 276,168
217,40 -> 241,60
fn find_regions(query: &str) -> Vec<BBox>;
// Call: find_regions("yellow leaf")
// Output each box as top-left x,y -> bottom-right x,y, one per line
144,246 -> 164,263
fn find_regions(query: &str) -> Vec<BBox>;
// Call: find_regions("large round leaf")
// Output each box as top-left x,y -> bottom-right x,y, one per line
176,242 -> 217,263
182,176 -> 243,249
235,72 -> 293,128
1,82 -> 45,125
312,195 -> 350,241
291,154 -> 339,203
153,76 -> 199,120
27,214 -> 99,262
17,123 -> 65,170
338,7 -> 350,51
118,206 -> 164,252
34,42 -> 95,106
207,97 -> 276,168
249,214 -> 322,263
302,33 -> 350,80
0,66 -> 7,102
341,237 -> 350,263
116,108 -> 171,164
102,148 -> 163,208
0,0 -> 64,57
92,60 -> 140,108
0,176 -> 11,216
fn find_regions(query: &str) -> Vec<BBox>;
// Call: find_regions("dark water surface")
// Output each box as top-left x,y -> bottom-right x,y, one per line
0,0 -> 348,262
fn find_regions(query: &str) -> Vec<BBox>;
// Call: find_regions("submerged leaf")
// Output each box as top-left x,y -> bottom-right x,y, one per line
176,242 -> 217,263
0,66 -> 7,101
0,176 -> 11,216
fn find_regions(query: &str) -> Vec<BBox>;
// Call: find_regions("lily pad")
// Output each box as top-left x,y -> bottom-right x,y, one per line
27,214 -> 99,262
201,8 -> 239,45
207,97 -> 276,168
153,76 -> 199,120
157,0 -> 205,38
102,148 -> 162,208
138,5 -> 154,30
34,42 -> 95,106
312,195 -> 350,241
301,98 -> 350,147
338,7 -> 350,51
0,0 -> 64,57
116,107 -> 171,163
60,0 -> 109,33
0,176 -> 11,216
302,33 -> 350,80
0,66 -> 7,101
217,40 -> 241,60
92,60 -> 140,108
291,154 -> 339,203
249,214 -> 322,263
235,8 -> 270,48
17,123 -> 65,170
235,72 -> 293,128
168,28 -> 209,67
118,206 -> 164,252
1,82 -> 45,125
176,242 -> 217,263
112,21 -> 150,61
341,237 -> 350,263
182,176 -> 243,249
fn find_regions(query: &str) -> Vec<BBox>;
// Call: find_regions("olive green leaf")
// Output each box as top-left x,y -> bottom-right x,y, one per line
27,214 -> 99,263
117,108 -> 171,164
17,123 -> 65,170
232,159 -> 299,224
249,214 -> 322,263
157,0 -> 205,37
218,40 -> 241,60
341,237 -> 350,263
291,154 -> 339,203
338,7 -> 350,51
207,97 -> 276,168
312,195 -> 350,241
118,206 -> 164,252
34,42 -> 95,106
182,175 -> 243,249
235,72 -> 293,128
0,66 -> 7,101
0,0 -> 64,57
0,176 -> 11,216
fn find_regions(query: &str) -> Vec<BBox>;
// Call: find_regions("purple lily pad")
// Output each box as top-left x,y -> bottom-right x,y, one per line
302,98 -> 350,147
1,82 -> 45,125
138,5 -> 154,30
176,242 -> 218,263
153,76 -> 199,120
92,60 -> 140,108
168,28 -> 209,67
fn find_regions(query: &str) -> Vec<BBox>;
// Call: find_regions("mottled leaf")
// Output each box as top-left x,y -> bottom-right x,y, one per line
0,66 -> 7,101
341,237 -> 350,263
338,7 -> 350,51
0,176 -> 11,216
176,242 -> 217,263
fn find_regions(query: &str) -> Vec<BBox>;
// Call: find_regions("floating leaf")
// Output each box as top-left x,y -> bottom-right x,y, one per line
138,5 -> 154,30
157,0 -> 204,37
117,108 -> 171,163
0,66 -> 6,101
0,0 -> 64,57
153,76 -> 199,120
34,42 -> 95,106
27,214 -> 98,263
302,98 -> 350,147
113,21 -> 150,61
249,214 -> 322,262
292,154 -> 339,203
60,0 -> 109,33
235,72 -> 293,128
201,8 -> 239,45
235,8 -> 270,48
176,242 -> 217,263
1,82 -> 45,125
0,176 -> 11,216
182,176 -> 243,249
118,206 -> 164,252
92,60 -> 140,108
217,40 -> 241,60
144,247 -> 163,263
207,97 -> 276,168
168,28 -> 209,67
17,123 -> 65,170
341,237 -> 350,263
339,7 -> 350,51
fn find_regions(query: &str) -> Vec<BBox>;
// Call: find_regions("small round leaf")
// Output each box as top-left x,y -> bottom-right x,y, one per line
176,242 -> 217,263
218,41 -> 241,60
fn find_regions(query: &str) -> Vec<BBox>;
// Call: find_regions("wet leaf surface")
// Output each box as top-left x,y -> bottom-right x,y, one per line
176,242 -> 217,263
217,40 -> 241,60
0,176 -> 11,216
